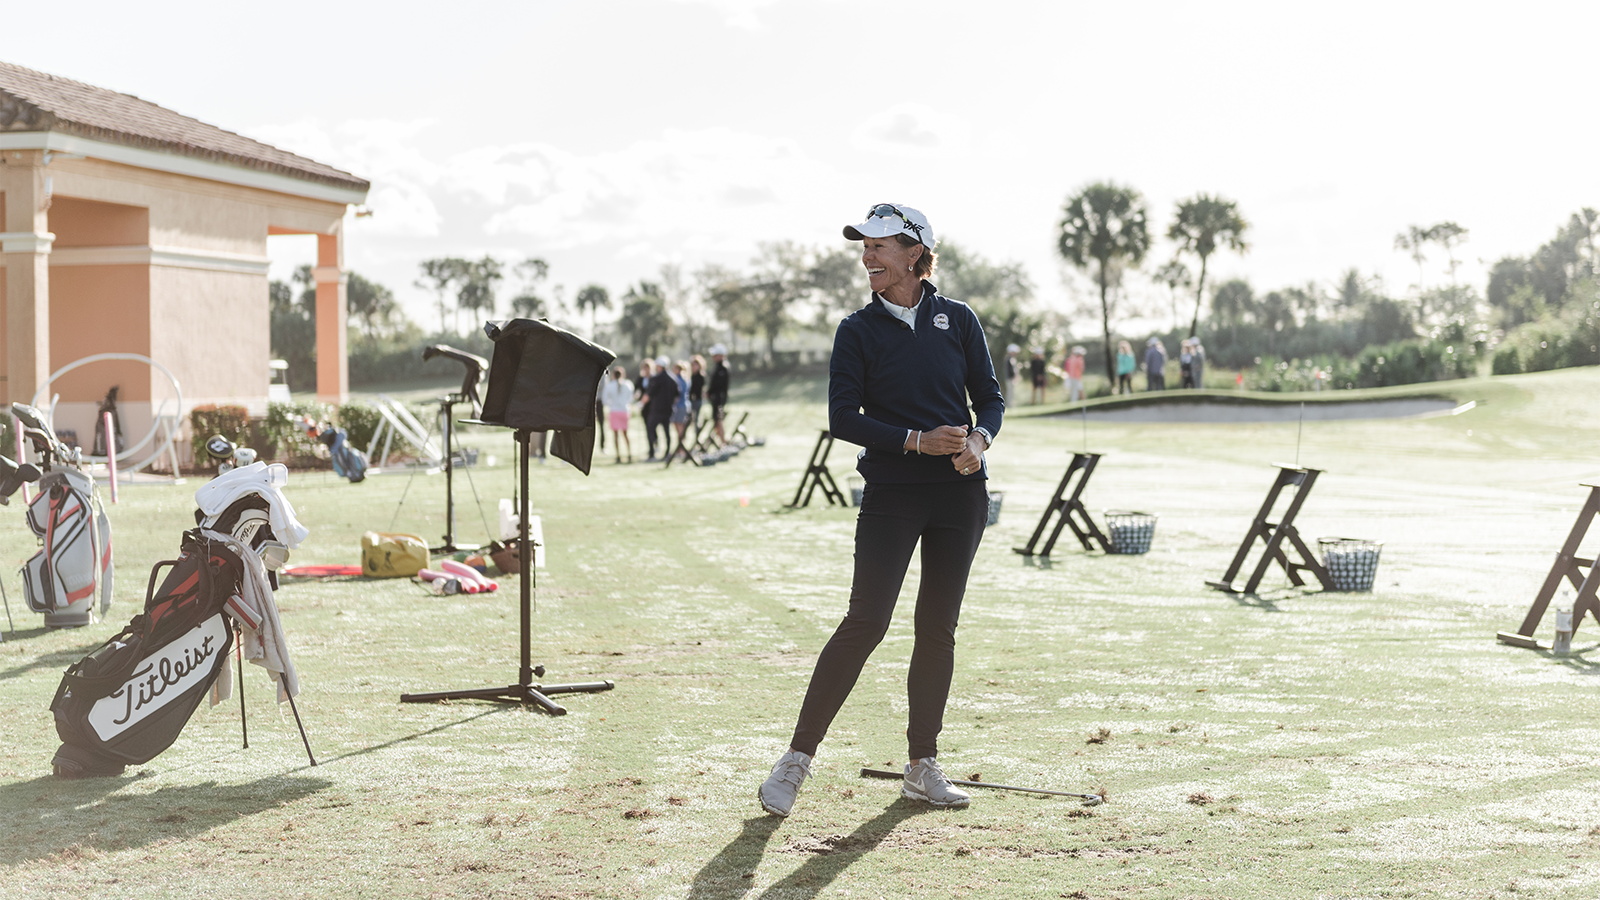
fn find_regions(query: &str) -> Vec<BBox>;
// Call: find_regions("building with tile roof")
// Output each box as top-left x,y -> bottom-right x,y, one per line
0,60 -> 369,462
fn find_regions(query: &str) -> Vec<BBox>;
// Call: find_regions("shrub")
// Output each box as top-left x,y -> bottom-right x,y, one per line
1242,320 -> 1488,392
1495,295 -> 1600,375
338,401 -> 383,453
1492,347 -> 1522,375
265,400 -> 333,465
190,404 -> 250,463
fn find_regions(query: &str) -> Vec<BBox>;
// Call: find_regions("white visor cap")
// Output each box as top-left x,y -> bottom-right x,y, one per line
843,203 -> 936,249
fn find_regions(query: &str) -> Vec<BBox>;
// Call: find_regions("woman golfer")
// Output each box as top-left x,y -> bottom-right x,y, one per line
759,203 -> 1003,816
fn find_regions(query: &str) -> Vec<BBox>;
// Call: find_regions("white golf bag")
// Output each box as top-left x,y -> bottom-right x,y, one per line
22,459 -> 113,628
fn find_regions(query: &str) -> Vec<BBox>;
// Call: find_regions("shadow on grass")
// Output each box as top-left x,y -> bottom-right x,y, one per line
0,771 -> 332,867
0,636 -> 107,682
688,800 -> 934,900
295,706 -> 508,770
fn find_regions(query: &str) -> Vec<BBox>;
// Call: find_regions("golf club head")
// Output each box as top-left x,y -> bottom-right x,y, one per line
9,402 -> 49,435
205,433 -> 236,463
0,455 -> 41,504
10,402 -> 66,461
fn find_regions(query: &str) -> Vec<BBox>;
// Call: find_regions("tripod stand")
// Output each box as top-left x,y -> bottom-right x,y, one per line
432,392 -> 474,554
400,427 -> 615,714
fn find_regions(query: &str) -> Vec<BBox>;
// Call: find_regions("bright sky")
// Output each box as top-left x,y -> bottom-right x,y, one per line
11,1 -> 1600,332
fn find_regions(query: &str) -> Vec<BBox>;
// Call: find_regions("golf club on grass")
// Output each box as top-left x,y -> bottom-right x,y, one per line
859,768 -> 1106,805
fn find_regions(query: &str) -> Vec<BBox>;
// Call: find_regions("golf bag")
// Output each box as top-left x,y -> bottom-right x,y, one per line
49,463 -> 308,777
318,426 -> 368,483
22,460 -> 113,629
49,530 -> 239,777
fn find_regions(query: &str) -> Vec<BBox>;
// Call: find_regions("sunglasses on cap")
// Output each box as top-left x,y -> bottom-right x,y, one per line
866,203 -> 924,237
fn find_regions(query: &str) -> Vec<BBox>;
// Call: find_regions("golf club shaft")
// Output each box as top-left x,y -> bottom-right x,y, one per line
859,768 -> 1100,800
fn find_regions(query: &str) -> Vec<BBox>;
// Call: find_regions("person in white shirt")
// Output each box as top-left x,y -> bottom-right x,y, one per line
599,366 -> 635,464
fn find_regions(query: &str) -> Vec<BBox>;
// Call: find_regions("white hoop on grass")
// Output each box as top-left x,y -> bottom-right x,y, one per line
31,353 -> 185,474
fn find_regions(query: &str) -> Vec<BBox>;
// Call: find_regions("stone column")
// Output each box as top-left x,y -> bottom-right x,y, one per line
314,228 -> 348,404
0,149 -> 52,407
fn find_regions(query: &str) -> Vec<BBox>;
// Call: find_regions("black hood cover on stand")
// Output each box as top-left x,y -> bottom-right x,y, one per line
479,318 -> 616,475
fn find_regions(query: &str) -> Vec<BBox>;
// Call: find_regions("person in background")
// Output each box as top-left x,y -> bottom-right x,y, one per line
644,355 -> 678,461
1064,345 -> 1086,403
1003,343 -> 1020,407
1179,339 -> 1195,389
707,344 -> 731,445
599,366 -> 634,463
1115,340 -> 1136,395
1029,347 -> 1047,405
1190,338 -> 1206,389
689,355 -> 707,428
670,360 -> 692,458
1145,337 -> 1167,391
635,359 -> 654,406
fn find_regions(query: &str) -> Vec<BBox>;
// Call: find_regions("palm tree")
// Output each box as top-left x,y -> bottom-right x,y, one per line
416,257 -> 470,334
1427,222 -> 1469,288
617,282 -> 671,360
1152,259 -> 1191,332
1057,182 -> 1151,384
1394,225 -> 1430,293
1169,194 -> 1248,339
455,256 -> 504,333
574,284 -> 611,337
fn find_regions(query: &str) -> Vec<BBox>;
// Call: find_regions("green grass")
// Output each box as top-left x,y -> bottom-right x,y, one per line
5,368 -> 1600,898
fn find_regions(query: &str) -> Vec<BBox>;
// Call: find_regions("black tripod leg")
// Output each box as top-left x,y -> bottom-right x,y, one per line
237,636 -> 248,750
284,689 -> 317,766
0,571 -> 13,635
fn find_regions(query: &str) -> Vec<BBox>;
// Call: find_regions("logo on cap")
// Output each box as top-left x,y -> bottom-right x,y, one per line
933,313 -> 950,330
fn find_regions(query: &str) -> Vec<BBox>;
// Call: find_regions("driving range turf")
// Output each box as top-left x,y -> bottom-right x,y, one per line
3,367 -> 1600,899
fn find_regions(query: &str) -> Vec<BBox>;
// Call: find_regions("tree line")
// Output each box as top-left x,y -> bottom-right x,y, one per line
271,195 -> 1600,393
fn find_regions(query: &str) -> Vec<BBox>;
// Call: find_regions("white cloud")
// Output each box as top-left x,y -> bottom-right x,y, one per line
850,104 -> 973,158
468,127 -> 844,251
665,0 -> 780,30
251,119 -> 446,238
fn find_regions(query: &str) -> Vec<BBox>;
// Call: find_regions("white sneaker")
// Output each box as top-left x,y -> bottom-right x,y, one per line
758,749 -> 812,817
902,757 -> 970,808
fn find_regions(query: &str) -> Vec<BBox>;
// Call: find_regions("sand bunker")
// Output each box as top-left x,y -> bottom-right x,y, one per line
1058,397 -> 1457,424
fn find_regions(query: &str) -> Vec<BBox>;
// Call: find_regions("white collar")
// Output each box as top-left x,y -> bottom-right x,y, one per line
878,294 -> 920,330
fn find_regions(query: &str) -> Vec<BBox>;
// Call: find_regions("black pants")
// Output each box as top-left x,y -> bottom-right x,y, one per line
645,415 -> 671,457
790,480 -> 989,760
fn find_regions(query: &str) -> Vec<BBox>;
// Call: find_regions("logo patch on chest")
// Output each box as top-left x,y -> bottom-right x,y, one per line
932,313 -> 950,330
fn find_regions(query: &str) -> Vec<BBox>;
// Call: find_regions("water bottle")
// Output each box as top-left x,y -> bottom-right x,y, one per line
499,498 -> 519,540
1554,589 -> 1574,655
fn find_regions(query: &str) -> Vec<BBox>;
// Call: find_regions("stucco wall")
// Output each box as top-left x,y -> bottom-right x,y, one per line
0,152 -> 349,459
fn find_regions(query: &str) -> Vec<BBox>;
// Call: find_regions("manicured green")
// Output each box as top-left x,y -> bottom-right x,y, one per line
4,368 -> 1600,899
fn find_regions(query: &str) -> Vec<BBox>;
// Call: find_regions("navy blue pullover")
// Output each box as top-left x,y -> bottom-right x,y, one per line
828,280 -> 1004,484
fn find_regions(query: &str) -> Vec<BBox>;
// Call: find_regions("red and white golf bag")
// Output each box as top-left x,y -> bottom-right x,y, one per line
48,462 -> 308,778
23,466 -> 113,628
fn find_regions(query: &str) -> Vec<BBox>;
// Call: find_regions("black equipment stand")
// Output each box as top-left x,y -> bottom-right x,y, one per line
789,430 -> 846,508
1498,483 -> 1600,649
232,619 -> 317,765
729,412 -> 752,446
400,427 -> 615,714
431,392 -> 477,554
665,413 -> 706,469
1013,452 -> 1109,556
1206,463 -> 1334,595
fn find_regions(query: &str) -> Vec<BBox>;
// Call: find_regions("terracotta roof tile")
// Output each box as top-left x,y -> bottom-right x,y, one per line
0,60 -> 368,194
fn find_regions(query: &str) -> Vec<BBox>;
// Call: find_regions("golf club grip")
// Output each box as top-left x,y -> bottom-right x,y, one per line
858,767 -> 1094,800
